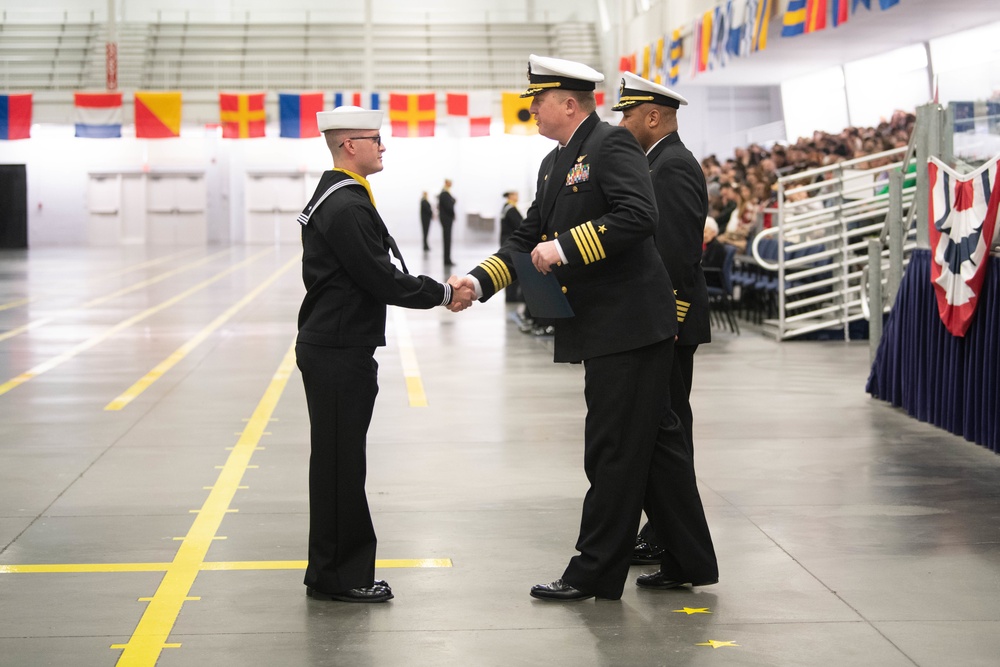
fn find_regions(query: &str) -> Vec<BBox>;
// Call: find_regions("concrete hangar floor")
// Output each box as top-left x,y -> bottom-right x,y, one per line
1,237 -> 999,666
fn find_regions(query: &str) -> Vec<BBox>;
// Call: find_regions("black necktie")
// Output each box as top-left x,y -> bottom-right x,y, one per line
543,148 -> 561,200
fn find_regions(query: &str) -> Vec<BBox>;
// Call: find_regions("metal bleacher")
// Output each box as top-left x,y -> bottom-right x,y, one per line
748,145 -> 918,341
0,19 -> 100,90
0,16 -> 600,94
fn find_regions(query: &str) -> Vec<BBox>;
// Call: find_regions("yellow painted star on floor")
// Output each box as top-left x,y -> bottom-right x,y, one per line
696,640 -> 740,649
673,607 -> 711,615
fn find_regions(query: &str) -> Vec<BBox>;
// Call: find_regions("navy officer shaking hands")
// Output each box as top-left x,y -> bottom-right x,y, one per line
455,55 -> 716,601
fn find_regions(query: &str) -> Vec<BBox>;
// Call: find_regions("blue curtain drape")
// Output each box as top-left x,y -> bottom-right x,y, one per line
867,249 -> 999,454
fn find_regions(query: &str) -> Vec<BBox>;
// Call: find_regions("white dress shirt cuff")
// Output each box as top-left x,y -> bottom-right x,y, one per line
555,240 -> 569,265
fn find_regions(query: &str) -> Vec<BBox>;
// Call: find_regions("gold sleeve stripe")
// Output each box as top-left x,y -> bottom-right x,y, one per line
488,256 -> 513,287
580,222 -> 604,262
579,221 -> 607,261
570,227 -> 596,264
479,255 -> 511,292
478,258 -> 502,292
676,299 -> 691,323
570,221 -> 606,265
587,222 -> 607,259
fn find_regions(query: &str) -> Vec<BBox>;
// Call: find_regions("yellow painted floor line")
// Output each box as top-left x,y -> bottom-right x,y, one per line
0,563 -> 174,574
89,247 -> 204,283
81,248 -> 234,309
112,341 -> 297,667
105,253 -> 301,411
0,558 -> 452,575
0,248 -> 273,398
0,249 -> 201,315
0,317 -> 52,343
199,559 -> 453,570
0,248 -> 232,346
0,296 -> 33,312
389,307 -> 428,407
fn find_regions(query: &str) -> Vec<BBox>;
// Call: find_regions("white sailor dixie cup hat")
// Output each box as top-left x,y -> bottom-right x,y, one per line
316,105 -> 383,132
521,54 -> 605,98
611,71 -> 689,111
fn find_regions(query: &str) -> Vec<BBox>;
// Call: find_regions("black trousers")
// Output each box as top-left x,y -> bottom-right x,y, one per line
441,218 -> 454,264
639,345 -> 719,581
639,343 -> 699,547
671,344 -> 698,452
561,339 -> 715,599
420,217 -> 431,250
296,343 -> 380,594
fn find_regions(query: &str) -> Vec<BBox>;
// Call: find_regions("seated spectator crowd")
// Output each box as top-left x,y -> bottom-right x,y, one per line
701,110 -> 916,255
697,110 -> 916,329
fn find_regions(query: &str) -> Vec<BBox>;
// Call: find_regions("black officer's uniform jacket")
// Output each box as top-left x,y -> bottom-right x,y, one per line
499,202 -> 523,244
438,189 -> 456,223
297,170 -> 448,348
647,133 -> 711,347
470,112 -> 677,363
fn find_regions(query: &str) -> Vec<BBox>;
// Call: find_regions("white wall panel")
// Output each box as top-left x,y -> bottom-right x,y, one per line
781,66 -> 850,143
844,44 -> 930,129
929,21 -> 1000,106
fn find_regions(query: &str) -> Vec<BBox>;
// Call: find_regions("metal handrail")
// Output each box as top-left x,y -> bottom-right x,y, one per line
879,135 -> 918,246
752,144 -> 918,340
777,146 -> 908,188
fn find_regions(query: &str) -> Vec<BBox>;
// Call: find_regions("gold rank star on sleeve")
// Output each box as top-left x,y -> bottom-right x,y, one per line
478,255 -> 513,293
569,221 -> 607,265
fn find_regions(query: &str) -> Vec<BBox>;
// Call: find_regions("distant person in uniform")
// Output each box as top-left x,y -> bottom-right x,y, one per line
614,72 -> 718,580
454,55 -> 716,601
500,191 -> 552,335
438,179 -> 456,266
500,191 -> 525,304
420,191 -> 433,252
295,106 -> 474,604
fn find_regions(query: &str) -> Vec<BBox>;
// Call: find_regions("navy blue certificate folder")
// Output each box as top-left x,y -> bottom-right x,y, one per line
511,252 -> 575,319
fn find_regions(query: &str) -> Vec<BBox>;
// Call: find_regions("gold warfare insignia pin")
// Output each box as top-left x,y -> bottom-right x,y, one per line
577,155 -> 587,162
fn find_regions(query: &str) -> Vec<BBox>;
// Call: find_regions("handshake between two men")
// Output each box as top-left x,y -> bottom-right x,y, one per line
445,275 -> 476,313
443,240 -> 562,313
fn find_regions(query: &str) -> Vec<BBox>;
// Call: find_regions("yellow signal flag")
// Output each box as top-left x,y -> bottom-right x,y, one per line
502,92 -> 537,135
135,91 -> 182,138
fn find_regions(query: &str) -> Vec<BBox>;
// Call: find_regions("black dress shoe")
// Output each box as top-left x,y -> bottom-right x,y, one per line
530,579 -> 594,601
306,584 -> 393,603
631,537 -> 664,565
635,570 -> 718,590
